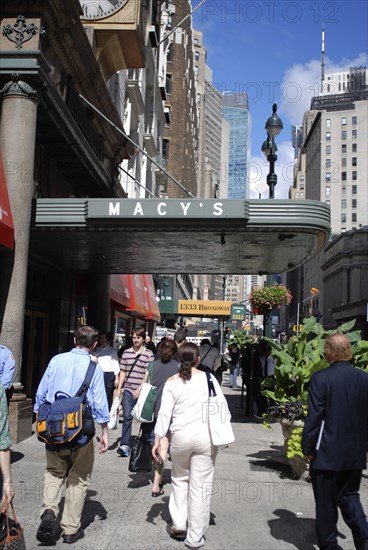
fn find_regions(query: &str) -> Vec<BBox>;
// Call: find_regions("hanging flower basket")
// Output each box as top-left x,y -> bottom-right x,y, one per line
249,284 -> 292,312
252,306 -> 260,315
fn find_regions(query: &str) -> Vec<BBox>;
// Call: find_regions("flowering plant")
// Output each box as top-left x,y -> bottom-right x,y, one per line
249,284 -> 292,311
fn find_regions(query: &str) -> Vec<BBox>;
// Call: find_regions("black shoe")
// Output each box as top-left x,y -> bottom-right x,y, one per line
36,509 -> 56,544
63,529 -> 84,544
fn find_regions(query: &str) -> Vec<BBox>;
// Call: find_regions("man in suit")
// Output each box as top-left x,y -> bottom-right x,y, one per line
302,333 -> 368,550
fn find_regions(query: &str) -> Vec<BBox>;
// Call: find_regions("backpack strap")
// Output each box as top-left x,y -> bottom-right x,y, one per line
75,360 -> 97,398
205,371 -> 217,397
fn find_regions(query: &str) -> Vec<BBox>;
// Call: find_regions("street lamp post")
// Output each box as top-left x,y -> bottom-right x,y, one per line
261,102 -> 283,199
261,103 -> 283,337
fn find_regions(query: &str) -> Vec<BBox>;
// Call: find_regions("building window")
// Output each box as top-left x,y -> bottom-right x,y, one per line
341,213 -> 346,223
341,117 -> 347,125
352,143 -> 357,152
294,193 -> 299,198
341,158 -> 347,167
352,185 -> 357,194
300,175 -> 305,181
326,118 -> 331,127
342,144 -> 347,153
341,227 -> 346,232
352,199 -> 357,208
162,139 -> 169,159
166,74 -> 172,94
352,157 -> 357,166
326,145 -> 331,154
352,115 -> 357,125
341,130 -> 347,140
325,186 -> 331,196
341,186 -> 346,195
325,199 -> 330,205
300,183 -> 304,190
195,51 -> 200,61
352,213 -> 357,223
341,172 -> 347,181
352,129 -> 357,139
326,132 -> 331,141
167,43 -> 173,62
326,159 -> 331,168
325,172 -> 331,182
352,171 -> 357,180
341,199 -> 346,209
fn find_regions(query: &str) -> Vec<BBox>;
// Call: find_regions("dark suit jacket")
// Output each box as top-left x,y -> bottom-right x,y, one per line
302,361 -> 368,471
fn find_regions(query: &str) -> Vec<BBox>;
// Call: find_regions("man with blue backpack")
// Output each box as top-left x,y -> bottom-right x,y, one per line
34,325 -> 109,545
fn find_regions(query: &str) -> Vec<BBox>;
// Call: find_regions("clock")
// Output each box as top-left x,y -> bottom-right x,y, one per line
80,0 -> 129,21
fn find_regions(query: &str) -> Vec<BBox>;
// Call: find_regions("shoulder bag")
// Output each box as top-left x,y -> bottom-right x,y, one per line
0,501 -> 26,550
205,371 -> 235,447
128,426 -> 152,472
131,363 -> 157,423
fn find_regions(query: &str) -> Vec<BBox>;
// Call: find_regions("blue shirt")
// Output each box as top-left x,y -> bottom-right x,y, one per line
34,348 -> 109,424
0,345 -> 15,390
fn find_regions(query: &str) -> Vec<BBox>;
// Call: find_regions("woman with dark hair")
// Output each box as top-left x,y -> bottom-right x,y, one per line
147,338 -> 179,497
152,342 -> 225,549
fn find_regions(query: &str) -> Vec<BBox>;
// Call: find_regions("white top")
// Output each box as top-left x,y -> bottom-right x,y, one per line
155,370 -> 223,438
94,345 -> 120,375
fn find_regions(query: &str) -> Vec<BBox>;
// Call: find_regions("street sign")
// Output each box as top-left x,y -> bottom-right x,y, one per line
231,304 -> 247,321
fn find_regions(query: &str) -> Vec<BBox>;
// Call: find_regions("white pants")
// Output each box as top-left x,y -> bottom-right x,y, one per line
169,428 -> 218,548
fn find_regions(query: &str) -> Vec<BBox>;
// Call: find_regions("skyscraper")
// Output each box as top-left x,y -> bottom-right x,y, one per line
222,92 -> 251,198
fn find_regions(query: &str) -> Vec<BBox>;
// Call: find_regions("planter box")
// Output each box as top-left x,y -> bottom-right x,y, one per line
280,419 -> 309,480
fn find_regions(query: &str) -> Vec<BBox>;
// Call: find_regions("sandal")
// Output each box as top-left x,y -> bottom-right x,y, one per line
170,528 -> 187,541
151,488 -> 164,497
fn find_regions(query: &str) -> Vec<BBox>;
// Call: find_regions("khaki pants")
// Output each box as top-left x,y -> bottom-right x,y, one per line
169,429 -> 217,548
41,439 -> 94,535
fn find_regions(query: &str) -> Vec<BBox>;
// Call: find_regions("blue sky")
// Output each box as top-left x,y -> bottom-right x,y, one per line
192,0 -> 368,197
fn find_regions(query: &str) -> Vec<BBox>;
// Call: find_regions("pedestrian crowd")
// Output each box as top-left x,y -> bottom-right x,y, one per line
1,328 -> 368,550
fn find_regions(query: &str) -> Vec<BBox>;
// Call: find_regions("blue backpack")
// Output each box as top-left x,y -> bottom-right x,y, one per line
36,361 -> 96,450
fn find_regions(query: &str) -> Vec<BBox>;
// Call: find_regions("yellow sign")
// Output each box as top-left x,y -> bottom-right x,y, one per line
293,324 -> 303,332
178,300 -> 232,316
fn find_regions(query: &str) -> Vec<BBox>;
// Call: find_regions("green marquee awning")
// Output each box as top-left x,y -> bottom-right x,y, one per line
31,198 -> 330,274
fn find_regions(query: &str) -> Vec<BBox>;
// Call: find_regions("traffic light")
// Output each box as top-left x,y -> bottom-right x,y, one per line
292,324 -> 303,333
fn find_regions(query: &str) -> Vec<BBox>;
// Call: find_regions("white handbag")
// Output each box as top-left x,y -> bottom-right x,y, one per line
205,372 -> 235,447
108,395 -> 120,430
132,382 -> 157,423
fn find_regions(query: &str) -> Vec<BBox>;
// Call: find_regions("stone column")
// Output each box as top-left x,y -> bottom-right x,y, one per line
0,75 -> 39,387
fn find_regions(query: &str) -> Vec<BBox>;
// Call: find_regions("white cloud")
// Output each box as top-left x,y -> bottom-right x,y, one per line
279,53 -> 368,125
249,140 -> 295,199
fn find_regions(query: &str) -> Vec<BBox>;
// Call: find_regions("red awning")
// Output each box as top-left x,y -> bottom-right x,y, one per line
110,274 -> 160,322
0,152 -> 14,250
127,274 -> 150,318
110,274 -> 133,309
142,274 -> 161,323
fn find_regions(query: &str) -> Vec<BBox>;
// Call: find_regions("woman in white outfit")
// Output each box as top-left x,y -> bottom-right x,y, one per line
152,342 -> 221,549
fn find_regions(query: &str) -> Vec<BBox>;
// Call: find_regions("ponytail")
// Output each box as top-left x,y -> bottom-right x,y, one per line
178,342 -> 200,381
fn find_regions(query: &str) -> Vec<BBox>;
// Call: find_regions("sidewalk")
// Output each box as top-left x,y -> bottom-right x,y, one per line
10,374 -> 362,549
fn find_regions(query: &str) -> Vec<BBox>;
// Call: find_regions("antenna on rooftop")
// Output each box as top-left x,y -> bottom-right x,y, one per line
321,20 -> 325,93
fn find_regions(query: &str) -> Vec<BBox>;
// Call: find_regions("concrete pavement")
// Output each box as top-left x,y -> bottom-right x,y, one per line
9,374 -> 364,549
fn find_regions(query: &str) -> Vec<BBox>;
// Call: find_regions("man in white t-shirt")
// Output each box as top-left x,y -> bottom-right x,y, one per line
94,332 -> 120,409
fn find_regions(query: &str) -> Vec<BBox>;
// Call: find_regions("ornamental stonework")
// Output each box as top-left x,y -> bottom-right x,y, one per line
1,16 -> 43,51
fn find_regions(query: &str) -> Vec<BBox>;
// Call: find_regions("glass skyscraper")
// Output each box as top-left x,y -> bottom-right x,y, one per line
222,92 -> 251,198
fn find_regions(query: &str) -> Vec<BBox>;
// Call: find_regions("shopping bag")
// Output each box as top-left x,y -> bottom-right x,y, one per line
108,395 -> 120,430
205,372 -> 235,447
128,436 -> 152,472
0,501 -> 26,550
131,382 -> 157,423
